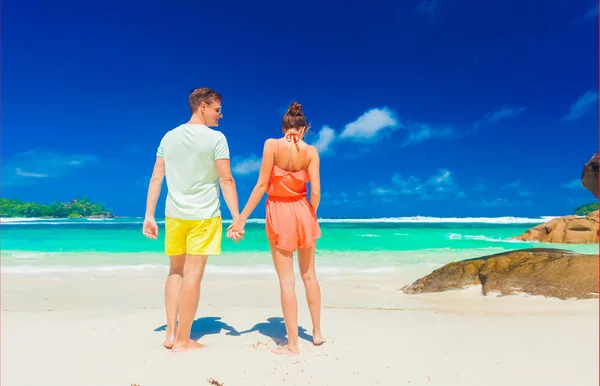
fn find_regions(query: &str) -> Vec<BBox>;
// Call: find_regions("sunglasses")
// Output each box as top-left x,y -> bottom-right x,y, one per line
205,103 -> 222,115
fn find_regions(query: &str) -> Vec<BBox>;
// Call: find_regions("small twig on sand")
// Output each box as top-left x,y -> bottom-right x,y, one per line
207,378 -> 224,386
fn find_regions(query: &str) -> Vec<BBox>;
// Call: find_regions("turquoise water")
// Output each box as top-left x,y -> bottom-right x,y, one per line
1,217 -> 597,275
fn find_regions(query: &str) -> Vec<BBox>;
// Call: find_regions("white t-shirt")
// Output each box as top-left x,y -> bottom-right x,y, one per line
156,124 -> 230,220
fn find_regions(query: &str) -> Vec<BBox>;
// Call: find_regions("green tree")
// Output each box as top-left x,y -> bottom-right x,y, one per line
0,197 -> 113,218
574,202 -> 599,216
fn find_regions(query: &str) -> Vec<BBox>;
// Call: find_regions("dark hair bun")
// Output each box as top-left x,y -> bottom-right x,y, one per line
287,101 -> 303,116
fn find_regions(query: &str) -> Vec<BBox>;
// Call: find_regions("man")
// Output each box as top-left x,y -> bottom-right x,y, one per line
142,88 -> 241,352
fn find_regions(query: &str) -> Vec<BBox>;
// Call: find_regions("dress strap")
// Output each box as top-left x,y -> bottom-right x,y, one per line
299,144 -> 308,170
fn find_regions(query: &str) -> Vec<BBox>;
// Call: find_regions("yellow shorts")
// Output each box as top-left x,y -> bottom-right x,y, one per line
165,216 -> 222,256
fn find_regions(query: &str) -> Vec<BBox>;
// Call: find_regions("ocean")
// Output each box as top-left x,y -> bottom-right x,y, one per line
1,216 -> 597,278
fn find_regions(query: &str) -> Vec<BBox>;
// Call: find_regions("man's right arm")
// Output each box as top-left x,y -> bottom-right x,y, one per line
216,159 -> 240,220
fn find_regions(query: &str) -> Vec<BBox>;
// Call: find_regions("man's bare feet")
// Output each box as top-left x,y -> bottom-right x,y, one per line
271,345 -> 299,356
313,330 -> 326,346
171,340 -> 206,353
162,336 -> 175,349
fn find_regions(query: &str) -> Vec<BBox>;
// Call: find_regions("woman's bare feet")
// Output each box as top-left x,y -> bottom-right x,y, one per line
313,330 -> 326,346
171,340 -> 206,353
271,345 -> 299,356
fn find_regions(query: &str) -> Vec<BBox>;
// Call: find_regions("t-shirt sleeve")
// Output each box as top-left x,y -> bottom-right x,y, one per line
214,133 -> 230,160
156,138 -> 164,157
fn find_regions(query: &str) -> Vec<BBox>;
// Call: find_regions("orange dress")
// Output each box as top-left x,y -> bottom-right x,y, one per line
265,137 -> 321,252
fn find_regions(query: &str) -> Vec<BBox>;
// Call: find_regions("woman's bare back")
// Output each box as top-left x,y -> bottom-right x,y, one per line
272,137 -> 312,172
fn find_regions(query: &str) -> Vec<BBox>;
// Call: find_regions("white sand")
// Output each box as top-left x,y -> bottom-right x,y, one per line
1,269 -> 598,386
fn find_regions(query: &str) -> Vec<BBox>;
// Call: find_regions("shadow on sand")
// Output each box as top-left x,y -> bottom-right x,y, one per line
154,316 -> 240,340
238,317 -> 313,346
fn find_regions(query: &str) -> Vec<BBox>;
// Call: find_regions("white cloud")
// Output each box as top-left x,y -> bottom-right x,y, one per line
563,90 -> 599,121
399,123 -> 455,147
472,183 -> 486,191
398,104 -> 526,147
313,125 -> 336,153
370,187 -> 397,196
339,107 -> 399,140
232,155 -> 262,175
373,168 -> 461,200
484,106 -> 528,124
298,102 -> 526,154
301,102 -> 526,153
391,174 -> 424,195
561,179 -> 584,189
14,168 -> 49,178
2,149 -> 101,186
427,169 -> 457,193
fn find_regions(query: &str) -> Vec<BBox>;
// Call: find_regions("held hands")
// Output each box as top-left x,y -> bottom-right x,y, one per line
226,228 -> 244,242
226,216 -> 247,243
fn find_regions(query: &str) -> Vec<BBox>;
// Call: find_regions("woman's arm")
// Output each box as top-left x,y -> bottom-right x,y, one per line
230,140 -> 275,230
307,146 -> 321,213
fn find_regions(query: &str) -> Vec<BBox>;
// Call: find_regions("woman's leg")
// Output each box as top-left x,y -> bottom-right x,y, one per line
298,243 -> 325,345
269,242 -> 300,356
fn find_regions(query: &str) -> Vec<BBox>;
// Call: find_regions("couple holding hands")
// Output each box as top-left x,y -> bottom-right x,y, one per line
143,87 -> 324,356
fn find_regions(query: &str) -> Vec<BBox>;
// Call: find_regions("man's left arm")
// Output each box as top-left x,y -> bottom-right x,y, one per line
214,134 -> 240,220
145,156 -> 165,220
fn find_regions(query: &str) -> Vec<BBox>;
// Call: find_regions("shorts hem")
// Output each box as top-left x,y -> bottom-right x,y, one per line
165,250 -> 186,256
186,250 -> 221,256
268,235 -> 321,254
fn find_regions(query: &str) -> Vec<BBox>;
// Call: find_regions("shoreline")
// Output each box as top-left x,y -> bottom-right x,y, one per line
0,215 -> 564,223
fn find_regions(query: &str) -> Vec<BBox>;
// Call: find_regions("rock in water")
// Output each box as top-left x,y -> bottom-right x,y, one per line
511,211 -> 598,243
403,248 -> 599,299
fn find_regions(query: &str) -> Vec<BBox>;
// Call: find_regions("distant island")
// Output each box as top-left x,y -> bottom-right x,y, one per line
0,196 -> 114,219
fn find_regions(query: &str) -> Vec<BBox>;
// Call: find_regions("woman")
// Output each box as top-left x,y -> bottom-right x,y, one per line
228,101 -> 325,356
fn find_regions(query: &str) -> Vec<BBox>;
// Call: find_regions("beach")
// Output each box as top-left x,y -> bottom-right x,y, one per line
1,218 -> 599,385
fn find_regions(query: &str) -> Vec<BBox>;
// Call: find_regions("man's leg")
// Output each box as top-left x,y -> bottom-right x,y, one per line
171,254 -> 208,352
163,217 -> 187,348
163,254 -> 185,349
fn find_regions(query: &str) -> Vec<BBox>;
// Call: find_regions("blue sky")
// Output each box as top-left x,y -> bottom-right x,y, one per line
2,0 -> 598,218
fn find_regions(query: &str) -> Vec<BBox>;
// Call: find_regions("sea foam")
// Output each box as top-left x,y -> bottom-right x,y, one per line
1,215 -> 558,225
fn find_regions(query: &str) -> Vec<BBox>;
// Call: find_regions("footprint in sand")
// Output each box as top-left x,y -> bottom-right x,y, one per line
248,341 -> 270,350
